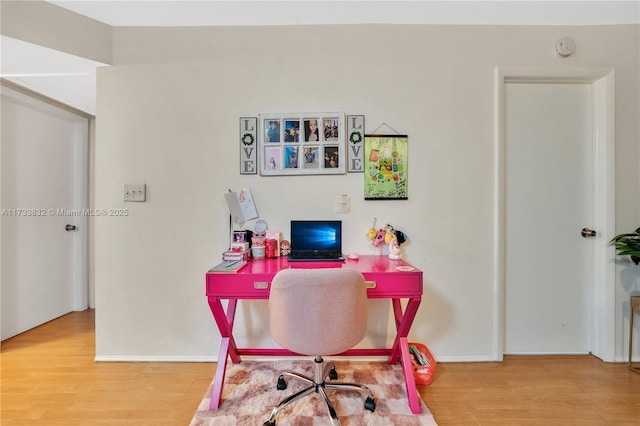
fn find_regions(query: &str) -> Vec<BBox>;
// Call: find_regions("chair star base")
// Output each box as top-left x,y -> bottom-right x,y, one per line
263,356 -> 376,426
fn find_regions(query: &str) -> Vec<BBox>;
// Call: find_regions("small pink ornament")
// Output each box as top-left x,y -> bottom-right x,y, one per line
373,229 -> 386,247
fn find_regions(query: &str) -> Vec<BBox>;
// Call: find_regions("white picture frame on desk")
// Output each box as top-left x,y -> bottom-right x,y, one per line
259,112 -> 346,176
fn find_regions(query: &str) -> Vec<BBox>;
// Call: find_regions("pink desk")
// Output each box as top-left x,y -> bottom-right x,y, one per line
206,255 -> 423,413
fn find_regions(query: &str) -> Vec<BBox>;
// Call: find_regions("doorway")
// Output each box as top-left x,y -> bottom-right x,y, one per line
1,83 -> 90,340
494,68 -> 616,361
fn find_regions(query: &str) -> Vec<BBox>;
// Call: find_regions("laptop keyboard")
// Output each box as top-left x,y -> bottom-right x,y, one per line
289,252 -> 343,261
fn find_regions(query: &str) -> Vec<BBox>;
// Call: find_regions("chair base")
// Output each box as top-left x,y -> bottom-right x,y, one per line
263,356 -> 375,426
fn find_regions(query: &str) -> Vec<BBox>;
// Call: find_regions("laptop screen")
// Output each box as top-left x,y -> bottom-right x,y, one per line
290,220 -> 342,254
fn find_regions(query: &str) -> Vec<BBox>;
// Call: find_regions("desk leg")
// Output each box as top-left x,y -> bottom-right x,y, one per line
399,336 -> 421,414
388,297 -> 421,364
208,298 -> 241,410
388,297 -> 422,414
209,338 -> 231,409
210,299 -> 241,363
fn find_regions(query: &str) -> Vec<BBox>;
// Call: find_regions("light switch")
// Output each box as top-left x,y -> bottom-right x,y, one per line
123,184 -> 146,202
336,194 -> 350,214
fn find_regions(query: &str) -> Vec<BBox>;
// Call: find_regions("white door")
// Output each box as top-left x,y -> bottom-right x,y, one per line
1,86 -> 88,340
504,83 -> 593,354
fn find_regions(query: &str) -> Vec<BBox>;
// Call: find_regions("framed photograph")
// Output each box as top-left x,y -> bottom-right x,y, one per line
284,146 -> 299,168
364,134 -> 408,200
323,146 -> 340,169
265,119 -> 281,143
323,118 -> 340,141
264,146 -> 282,170
303,118 -> 321,142
259,112 -> 346,175
284,120 -> 300,142
302,146 -> 320,169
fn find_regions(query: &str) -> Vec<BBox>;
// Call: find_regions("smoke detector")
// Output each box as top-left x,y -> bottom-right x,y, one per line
555,36 -> 576,57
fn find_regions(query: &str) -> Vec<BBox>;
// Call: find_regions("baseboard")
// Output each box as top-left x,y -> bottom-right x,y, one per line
94,355 -> 216,362
96,353 -> 624,364
93,354 -> 498,363
435,355 -> 498,362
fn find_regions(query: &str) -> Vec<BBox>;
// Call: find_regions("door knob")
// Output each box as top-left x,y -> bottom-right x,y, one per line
581,228 -> 596,238
65,224 -> 77,231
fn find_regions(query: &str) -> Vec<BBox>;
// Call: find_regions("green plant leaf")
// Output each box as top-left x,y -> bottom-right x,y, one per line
616,249 -> 640,256
611,227 -> 640,265
610,233 -> 640,243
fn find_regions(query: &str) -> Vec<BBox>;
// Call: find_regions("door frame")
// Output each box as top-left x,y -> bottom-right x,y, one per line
493,67 -> 616,362
1,80 -> 91,314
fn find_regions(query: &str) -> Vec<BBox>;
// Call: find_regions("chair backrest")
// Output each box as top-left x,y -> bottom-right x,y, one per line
269,268 -> 367,356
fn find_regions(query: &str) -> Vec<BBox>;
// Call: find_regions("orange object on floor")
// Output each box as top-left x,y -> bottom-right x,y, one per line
409,342 -> 437,385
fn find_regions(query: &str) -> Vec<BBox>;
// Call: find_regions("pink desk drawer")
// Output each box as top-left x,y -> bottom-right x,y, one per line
363,272 -> 423,297
207,274 -> 272,298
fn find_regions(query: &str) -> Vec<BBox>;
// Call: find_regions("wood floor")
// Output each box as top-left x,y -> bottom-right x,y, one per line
2,310 -> 639,425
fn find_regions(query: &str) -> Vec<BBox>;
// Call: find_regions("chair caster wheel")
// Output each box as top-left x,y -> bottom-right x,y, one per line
329,367 -> 338,380
263,421 -> 275,426
364,396 -> 376,412
276,375 -> 287,390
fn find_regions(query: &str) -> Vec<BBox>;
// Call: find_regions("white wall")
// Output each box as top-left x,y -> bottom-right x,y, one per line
0,0 -> 112,64
94,24 -> 639,361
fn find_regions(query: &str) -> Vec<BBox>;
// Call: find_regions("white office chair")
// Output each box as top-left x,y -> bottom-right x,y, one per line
263,268 -> 375,426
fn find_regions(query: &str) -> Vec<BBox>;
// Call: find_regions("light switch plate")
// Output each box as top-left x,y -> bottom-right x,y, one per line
123,184 -> 146,202
335,194 -> 351,214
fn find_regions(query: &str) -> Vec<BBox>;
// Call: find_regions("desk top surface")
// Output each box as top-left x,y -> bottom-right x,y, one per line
212,255 -> 422,276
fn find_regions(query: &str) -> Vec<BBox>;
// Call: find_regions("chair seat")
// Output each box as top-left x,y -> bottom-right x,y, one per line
269,268 -> 368,356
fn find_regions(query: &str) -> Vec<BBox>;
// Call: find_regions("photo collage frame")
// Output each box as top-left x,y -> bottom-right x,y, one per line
259,113 -> 346,175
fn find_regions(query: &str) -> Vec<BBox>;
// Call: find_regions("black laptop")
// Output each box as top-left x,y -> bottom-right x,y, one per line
288,220 -> 344,262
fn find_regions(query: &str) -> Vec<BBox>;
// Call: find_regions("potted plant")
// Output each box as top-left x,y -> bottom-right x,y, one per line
610,227 -> 640,265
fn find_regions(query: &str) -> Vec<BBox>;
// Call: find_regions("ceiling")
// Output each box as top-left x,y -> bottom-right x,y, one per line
46,1 -> 640,27
2,1 -> 638,115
